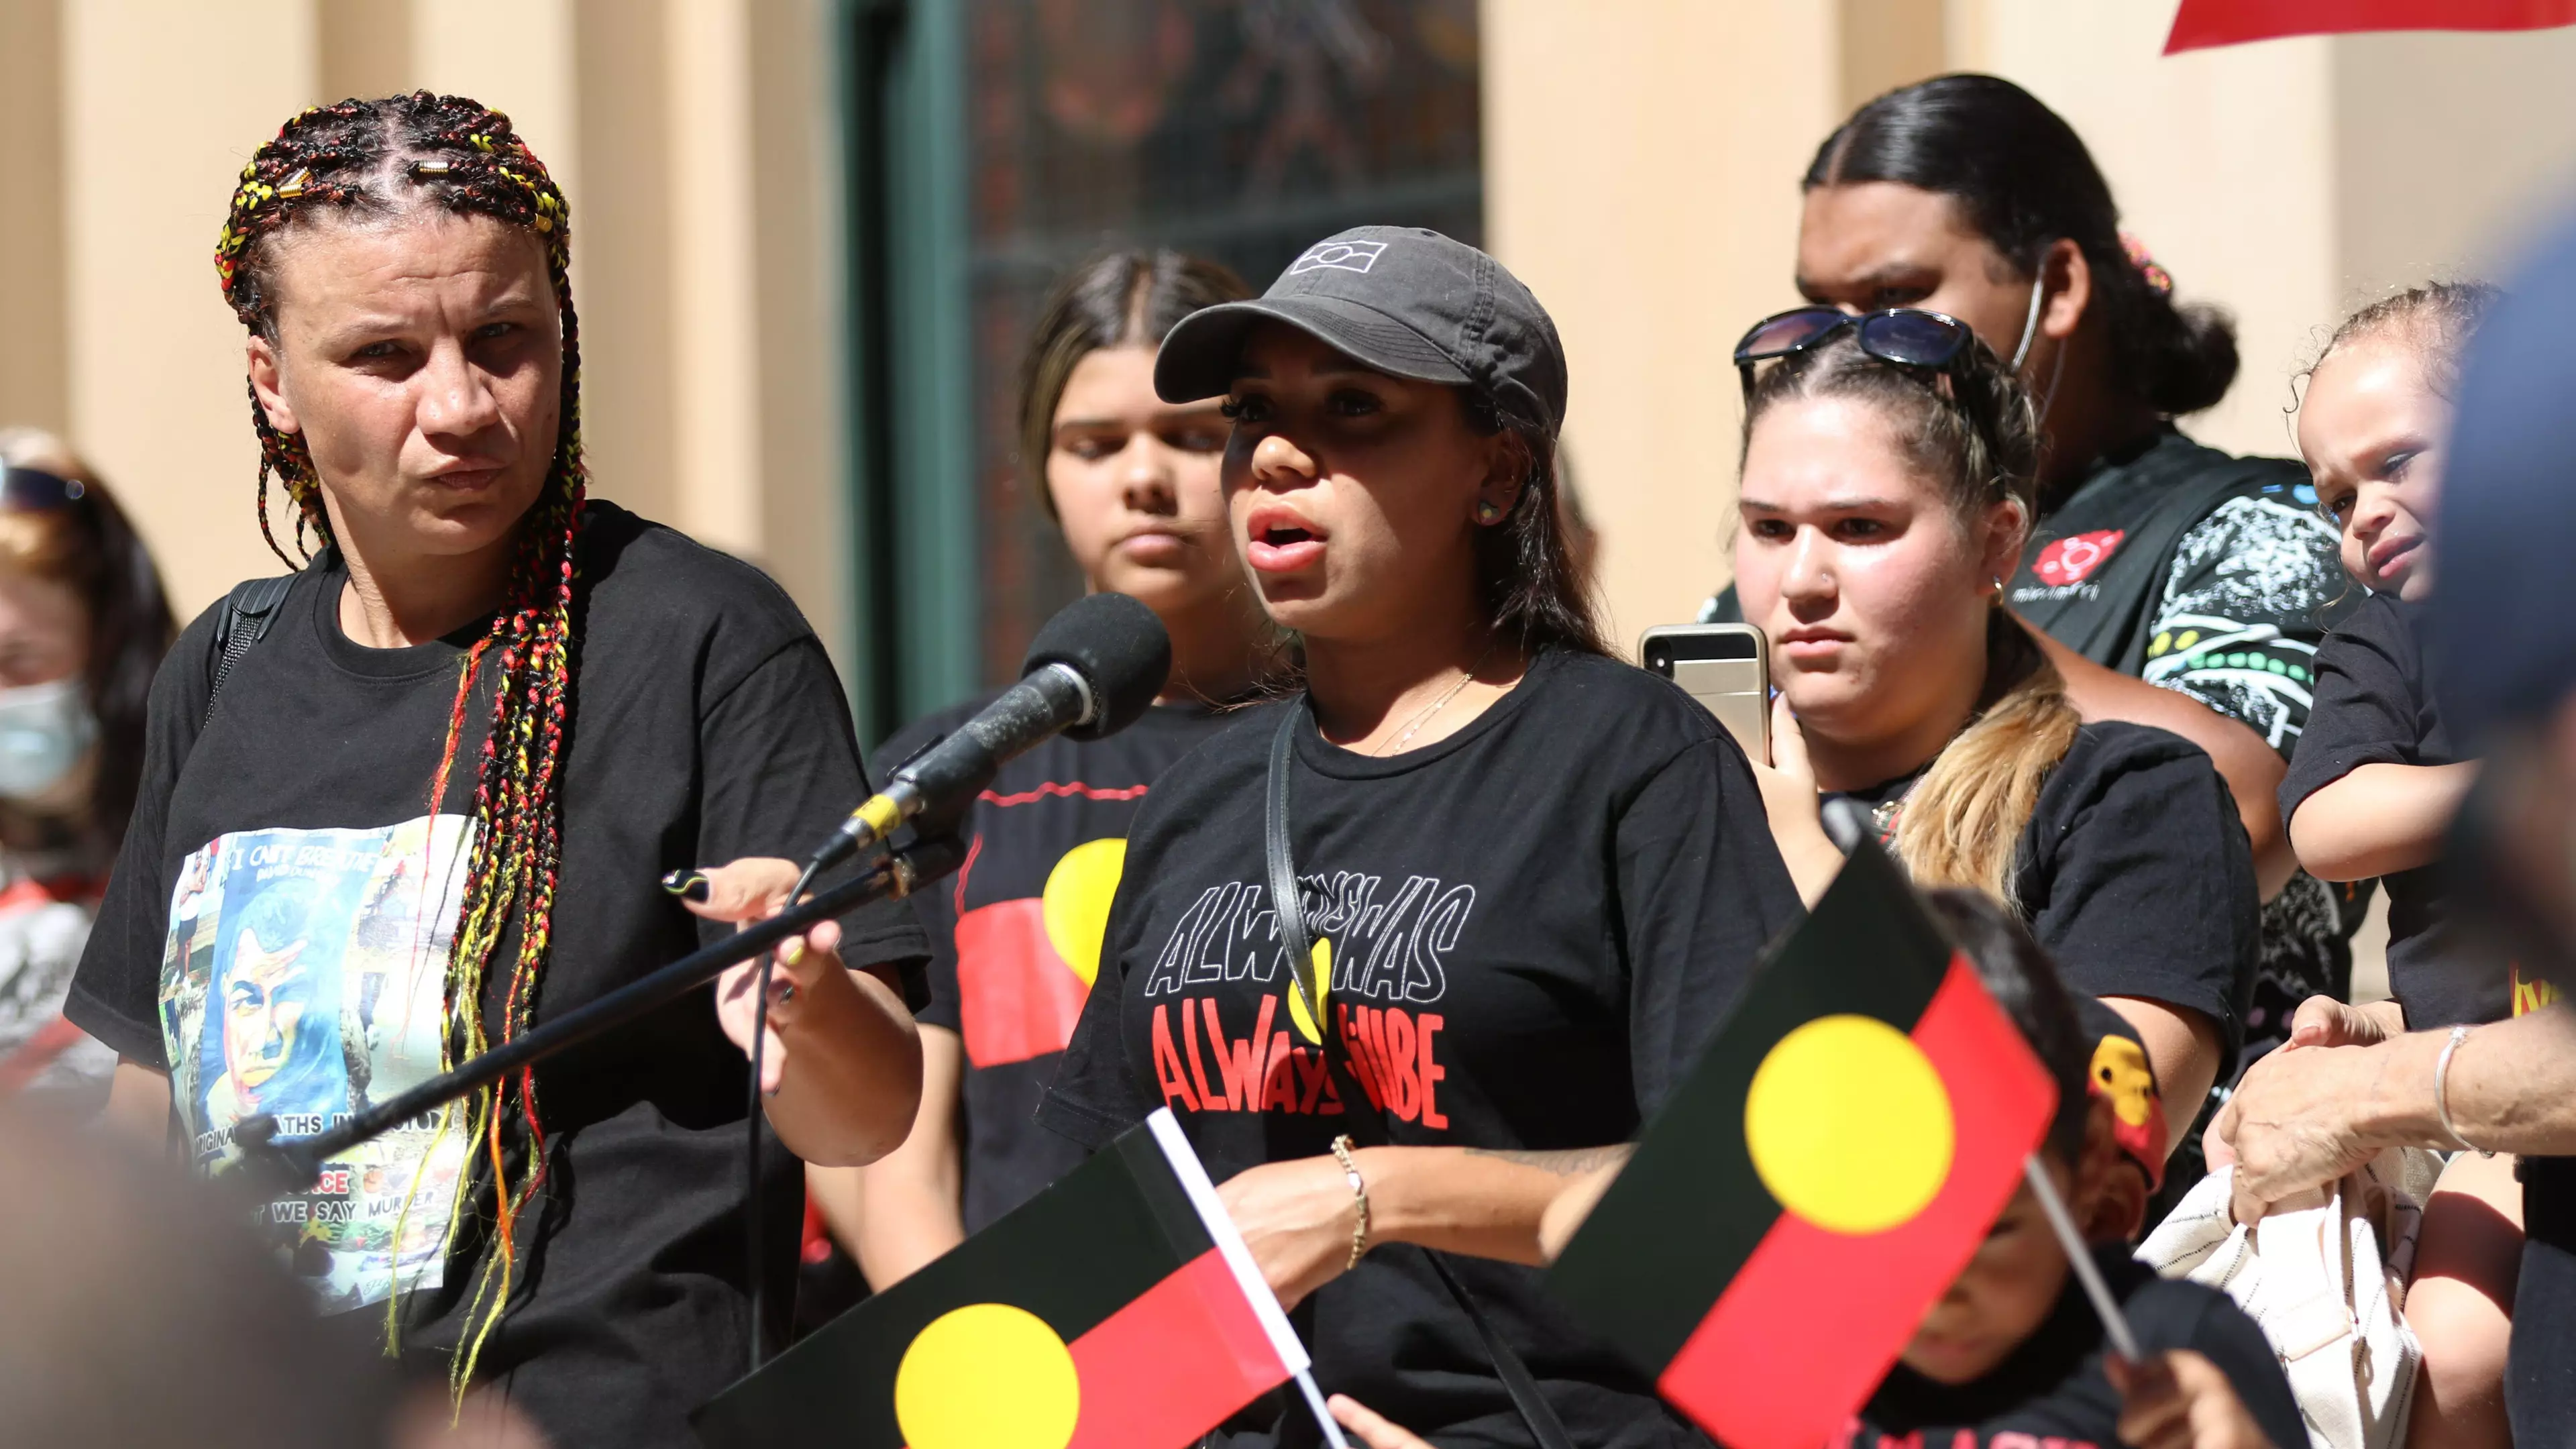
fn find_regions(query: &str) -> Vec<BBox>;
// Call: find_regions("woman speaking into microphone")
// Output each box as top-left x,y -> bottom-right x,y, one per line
1038,227 -> 1803,1448
63,94 -> 928,1447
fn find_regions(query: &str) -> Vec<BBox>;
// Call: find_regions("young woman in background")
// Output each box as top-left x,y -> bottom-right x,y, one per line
821,249 -> 1275,1287
1731,312 -> 2259,1151
0,431 -> 174,1114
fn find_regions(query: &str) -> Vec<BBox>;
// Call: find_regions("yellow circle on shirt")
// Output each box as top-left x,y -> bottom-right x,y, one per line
893,1302 -> 1080,1449
1742,1014 -> 1954,1235
1040,837 -> 1128,988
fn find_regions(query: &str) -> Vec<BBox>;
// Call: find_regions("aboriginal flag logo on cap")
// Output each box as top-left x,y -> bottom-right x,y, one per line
1546,843 -> 2059,1449
1289,238 -> 1387,275
695,1111 -> 1305,1449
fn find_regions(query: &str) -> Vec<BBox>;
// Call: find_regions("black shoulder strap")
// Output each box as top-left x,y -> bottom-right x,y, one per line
203,573 -> 297,729
1264,703 -> 1578,1449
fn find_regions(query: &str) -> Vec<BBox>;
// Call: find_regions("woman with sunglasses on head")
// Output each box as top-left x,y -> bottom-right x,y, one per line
821,250 -> 1275,1291
1038,227 -> 1803,1448
0,432 -> 175,1115
1708,74 -> 2355,1095
1732,311 -> 2259,1160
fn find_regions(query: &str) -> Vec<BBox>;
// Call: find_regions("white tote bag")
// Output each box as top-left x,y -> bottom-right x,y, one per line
2135,1150 -> 2442,1449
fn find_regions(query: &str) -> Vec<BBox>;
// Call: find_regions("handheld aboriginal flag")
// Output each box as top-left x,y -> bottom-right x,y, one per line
695,1110 -> 1311,1449
1546,842 -> 2059,1449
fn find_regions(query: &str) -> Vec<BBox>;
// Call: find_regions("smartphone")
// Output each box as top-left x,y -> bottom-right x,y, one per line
1640,623 -> 1770,762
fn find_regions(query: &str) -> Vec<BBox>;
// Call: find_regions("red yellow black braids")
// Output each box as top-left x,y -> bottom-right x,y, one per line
215,93 -> 584,1393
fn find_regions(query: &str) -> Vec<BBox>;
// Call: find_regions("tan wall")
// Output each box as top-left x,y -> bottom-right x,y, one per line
0,0 -> 849,668
1487,0 -> 2576,651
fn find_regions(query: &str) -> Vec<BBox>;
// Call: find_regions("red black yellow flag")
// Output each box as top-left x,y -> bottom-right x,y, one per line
694,1111 -> 1304,1449
1544,844 -> 2059,1449
2166,0 -> 2576,52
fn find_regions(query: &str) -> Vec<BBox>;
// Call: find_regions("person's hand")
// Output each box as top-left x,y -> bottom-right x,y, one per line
1217,1152 -> 1366,1311
677,856 -> 850,1095
1750,694 -> 1843,902
1328,1394 -> 1433,1449
2209,1038 -> 2387,1224
2107,1350 -> 2278,1449
2205,996 -> 2405,1172
2283,994 -> 2404,1051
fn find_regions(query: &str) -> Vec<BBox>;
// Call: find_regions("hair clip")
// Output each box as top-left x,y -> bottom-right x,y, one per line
412,160 -> 453,177
2119,231 -> 2175,298
274,168 -> 310,199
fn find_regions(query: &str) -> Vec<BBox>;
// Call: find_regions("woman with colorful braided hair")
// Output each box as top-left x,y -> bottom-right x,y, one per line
64,93 -> 929,1446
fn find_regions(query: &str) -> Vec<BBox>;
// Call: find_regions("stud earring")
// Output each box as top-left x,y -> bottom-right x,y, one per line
1475,500 -> 1504,524
1991,575 -> 2006,594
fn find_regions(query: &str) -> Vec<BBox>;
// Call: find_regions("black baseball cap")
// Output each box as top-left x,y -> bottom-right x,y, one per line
1154,225 -> 1568,437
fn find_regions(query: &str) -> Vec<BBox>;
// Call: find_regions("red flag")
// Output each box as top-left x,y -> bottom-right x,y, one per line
2167,0 -> 2576,53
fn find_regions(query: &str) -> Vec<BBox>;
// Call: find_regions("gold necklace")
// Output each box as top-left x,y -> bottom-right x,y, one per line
1374,642 -> 1498,756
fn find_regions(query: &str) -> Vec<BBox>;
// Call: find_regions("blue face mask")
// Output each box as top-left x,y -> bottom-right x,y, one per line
0,678 -> 98,802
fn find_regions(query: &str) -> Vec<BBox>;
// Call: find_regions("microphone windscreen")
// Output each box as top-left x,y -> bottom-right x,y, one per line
1022,592 -> 1171,740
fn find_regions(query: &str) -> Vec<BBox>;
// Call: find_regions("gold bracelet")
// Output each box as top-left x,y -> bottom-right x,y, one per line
1329,1134 -> 1371,1271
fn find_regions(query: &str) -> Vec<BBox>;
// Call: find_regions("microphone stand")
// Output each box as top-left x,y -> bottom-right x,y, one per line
225,835 -> 966,1195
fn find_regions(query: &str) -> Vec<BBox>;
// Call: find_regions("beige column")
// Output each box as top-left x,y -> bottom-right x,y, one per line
60,0 -> 321,613
0,0 -> 69,437
741,0 -> 852,670
1482,0 -> 1843,649
664,0 -> 762,559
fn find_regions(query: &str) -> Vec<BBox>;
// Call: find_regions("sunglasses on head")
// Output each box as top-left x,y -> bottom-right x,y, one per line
1732,306 -> 1978,398
0,465 -> 88,513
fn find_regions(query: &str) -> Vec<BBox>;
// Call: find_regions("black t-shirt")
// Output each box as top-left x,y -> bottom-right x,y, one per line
1703,431 -> 2359,1073
2511,1154 -> 2576,1445
2278,594 -> 2502,1028
1849,1248 -> 2305,1448
886,697 -> 1230,1232
64,502 -> 928,1449
1836,722 -> 2261,1065
2008,429 -> 2361,1070
1038,649 -> 1805,1448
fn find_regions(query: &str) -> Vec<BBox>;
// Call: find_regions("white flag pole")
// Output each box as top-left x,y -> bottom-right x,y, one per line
1144,1110 -> 1354,1448
1293,1368 -> 1356,1449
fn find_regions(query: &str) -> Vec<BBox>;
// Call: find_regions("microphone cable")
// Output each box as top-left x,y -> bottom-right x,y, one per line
742,851 -> 825,1373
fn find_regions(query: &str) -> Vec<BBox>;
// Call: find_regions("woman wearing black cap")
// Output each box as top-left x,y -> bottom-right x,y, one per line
1707,73 -> 2355,1111
1038,227 -> 1803,1447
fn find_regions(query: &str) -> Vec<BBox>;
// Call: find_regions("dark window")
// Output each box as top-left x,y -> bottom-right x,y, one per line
962,0 -> 1485,685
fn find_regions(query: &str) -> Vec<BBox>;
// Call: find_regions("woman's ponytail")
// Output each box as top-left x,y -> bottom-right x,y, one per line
1892,618 -> 2082,908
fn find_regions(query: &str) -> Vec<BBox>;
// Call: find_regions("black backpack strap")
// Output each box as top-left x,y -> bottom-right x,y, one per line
203,573 -> 297,729
1264,703 -> 1578,1449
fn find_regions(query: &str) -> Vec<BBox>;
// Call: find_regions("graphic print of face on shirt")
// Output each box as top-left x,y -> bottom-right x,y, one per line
1138,869 -> 1471,1126
207,875 -> 345,1124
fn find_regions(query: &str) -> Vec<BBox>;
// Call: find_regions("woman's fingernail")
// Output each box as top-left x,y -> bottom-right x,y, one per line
662,870 -> 711,902
779,938 -> 806,966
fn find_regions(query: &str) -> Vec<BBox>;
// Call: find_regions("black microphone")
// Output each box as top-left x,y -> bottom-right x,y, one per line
806,591 -> 1171,871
